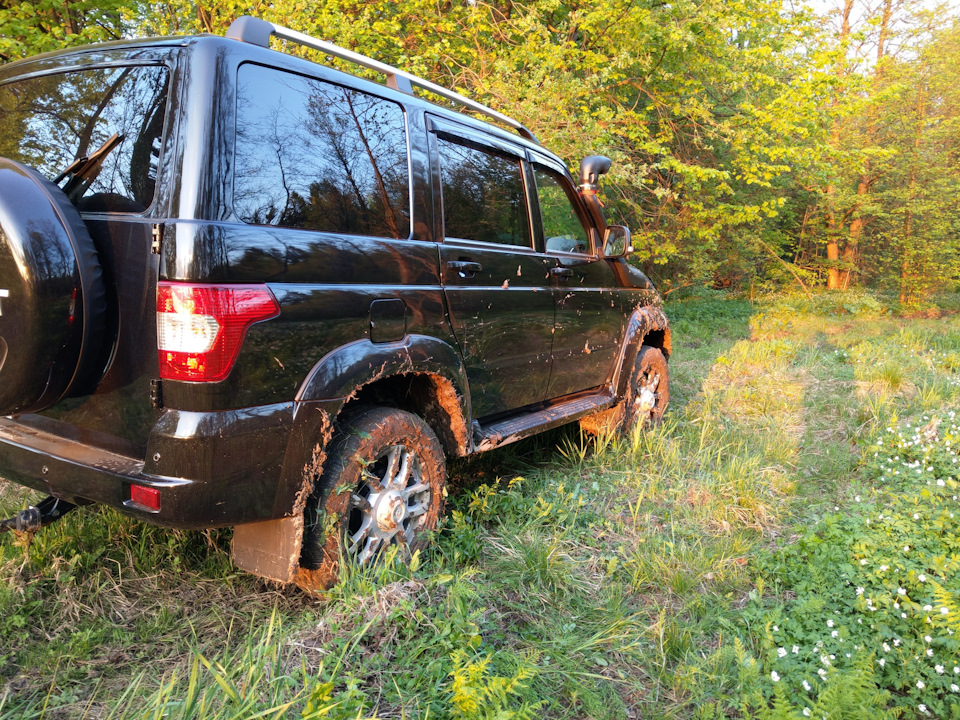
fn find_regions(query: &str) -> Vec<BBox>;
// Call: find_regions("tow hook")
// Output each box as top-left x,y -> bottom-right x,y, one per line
0,496 -> 75,535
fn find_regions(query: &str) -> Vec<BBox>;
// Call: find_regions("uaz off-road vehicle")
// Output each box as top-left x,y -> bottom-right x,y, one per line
0,17 -> 670,589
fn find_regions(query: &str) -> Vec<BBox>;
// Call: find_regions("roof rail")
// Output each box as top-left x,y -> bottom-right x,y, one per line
225,16 -> 539,144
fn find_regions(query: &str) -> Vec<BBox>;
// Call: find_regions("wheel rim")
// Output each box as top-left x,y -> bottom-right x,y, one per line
635,366 -> 662,419
345,444 -> 431,564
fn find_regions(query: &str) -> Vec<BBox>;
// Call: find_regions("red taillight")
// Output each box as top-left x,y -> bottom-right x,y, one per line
130,484 -> 161,511
157,282 -> 279,382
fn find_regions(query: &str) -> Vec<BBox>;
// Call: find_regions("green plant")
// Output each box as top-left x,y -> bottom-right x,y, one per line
448,650 -> 543,720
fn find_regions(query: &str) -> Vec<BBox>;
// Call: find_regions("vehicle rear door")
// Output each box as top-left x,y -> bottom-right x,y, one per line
429,117 -> 555,419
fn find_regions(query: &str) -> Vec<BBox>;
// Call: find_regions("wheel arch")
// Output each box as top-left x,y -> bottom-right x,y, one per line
295,335 -> 471,458
613,305 -> 671,399
232,335 -> 472,587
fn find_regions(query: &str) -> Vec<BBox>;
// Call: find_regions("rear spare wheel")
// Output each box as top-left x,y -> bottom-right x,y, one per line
0,158 -> 106,416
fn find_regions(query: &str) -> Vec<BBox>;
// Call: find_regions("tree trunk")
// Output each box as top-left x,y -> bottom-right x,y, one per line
839,177 -> 868,289
900,62 -> 926,304
838,0 -> 893,290
825,0 -> 855,290
826,181 -> 842,289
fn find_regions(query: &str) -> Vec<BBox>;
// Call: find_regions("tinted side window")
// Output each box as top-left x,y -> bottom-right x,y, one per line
234,64 -> 410,239
437,137 -> 530,247
534,166 -> 590,254
0,66 -> 169,211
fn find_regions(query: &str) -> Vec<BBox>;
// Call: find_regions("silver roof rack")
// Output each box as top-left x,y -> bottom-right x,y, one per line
225,16 -> 539,144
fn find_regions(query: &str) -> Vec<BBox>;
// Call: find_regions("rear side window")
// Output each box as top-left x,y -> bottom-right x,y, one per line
234,64 -> 410,239
437,137 -> 530,248
0,66 -> 169,212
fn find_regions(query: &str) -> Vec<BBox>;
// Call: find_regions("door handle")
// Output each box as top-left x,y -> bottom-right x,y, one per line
550,267 -> 574,279
447,260 -> 483,275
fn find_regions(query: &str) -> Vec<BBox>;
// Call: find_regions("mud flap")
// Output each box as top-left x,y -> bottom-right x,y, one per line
231,515 -> 302,583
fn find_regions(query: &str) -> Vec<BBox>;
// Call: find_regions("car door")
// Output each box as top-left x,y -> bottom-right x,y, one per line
430,117 -> 556,419
529,156 -> 624,398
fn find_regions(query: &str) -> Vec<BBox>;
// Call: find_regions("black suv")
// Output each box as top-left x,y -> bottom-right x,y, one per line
0,17 -> 670,589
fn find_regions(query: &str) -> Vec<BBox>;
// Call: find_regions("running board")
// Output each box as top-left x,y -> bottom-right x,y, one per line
472,392 -> 617,452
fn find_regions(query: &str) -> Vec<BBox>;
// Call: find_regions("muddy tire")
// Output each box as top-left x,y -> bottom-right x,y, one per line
623,345 -> 669,429
580,344 -> 669,435
0,158 -> 107,415
298,406 -> 446,590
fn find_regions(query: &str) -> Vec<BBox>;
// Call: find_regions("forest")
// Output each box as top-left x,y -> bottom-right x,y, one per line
2,0 -> 958,304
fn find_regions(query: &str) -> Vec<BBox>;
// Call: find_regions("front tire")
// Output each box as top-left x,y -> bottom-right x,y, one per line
579,344 -> 669,436
623,345 -> 669,429
299,407 -> 446,589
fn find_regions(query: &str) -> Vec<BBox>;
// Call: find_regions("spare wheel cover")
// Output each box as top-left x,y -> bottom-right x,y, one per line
0,158 -> 107,416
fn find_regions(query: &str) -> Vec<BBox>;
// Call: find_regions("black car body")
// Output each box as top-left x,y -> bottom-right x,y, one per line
0,19 -> 669,588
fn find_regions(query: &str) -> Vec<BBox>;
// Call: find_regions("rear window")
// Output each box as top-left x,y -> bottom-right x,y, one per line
0,65 -> 169,212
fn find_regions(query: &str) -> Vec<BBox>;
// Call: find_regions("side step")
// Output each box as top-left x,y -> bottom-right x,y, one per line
472,391 -> 618,452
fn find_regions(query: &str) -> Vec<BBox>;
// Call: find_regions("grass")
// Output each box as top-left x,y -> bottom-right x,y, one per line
2,288 -> 959,718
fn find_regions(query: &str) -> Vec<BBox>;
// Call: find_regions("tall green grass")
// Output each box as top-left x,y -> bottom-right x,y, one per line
2,290 -> 959,718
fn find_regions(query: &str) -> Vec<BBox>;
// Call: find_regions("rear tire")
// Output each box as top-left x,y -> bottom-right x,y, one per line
298,406 -> 446,590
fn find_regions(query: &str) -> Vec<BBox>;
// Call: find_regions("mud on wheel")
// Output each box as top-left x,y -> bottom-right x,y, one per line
579,344 -> 669,436
623,345 -> 669,429
298,406 -> 446,590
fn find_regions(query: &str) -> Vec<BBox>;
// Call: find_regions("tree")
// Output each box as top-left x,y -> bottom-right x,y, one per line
0,0 -> 131,61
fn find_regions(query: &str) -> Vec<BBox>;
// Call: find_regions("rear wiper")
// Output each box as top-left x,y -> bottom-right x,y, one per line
54,133 -> 124,201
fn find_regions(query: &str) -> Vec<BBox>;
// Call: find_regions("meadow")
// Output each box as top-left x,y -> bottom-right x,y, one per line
2,290 -> 959,719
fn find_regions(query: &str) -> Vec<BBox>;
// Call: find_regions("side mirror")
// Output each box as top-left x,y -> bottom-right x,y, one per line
602,225 -> 631,259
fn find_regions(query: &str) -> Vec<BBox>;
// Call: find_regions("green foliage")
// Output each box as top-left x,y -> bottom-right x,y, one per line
0,0 -> 130,61
741,412 -> 960,717
448,650 -> 543,720
2,0 -> 958,293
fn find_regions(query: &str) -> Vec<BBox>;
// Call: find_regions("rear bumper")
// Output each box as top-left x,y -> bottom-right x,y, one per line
0,400 -> 336,529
